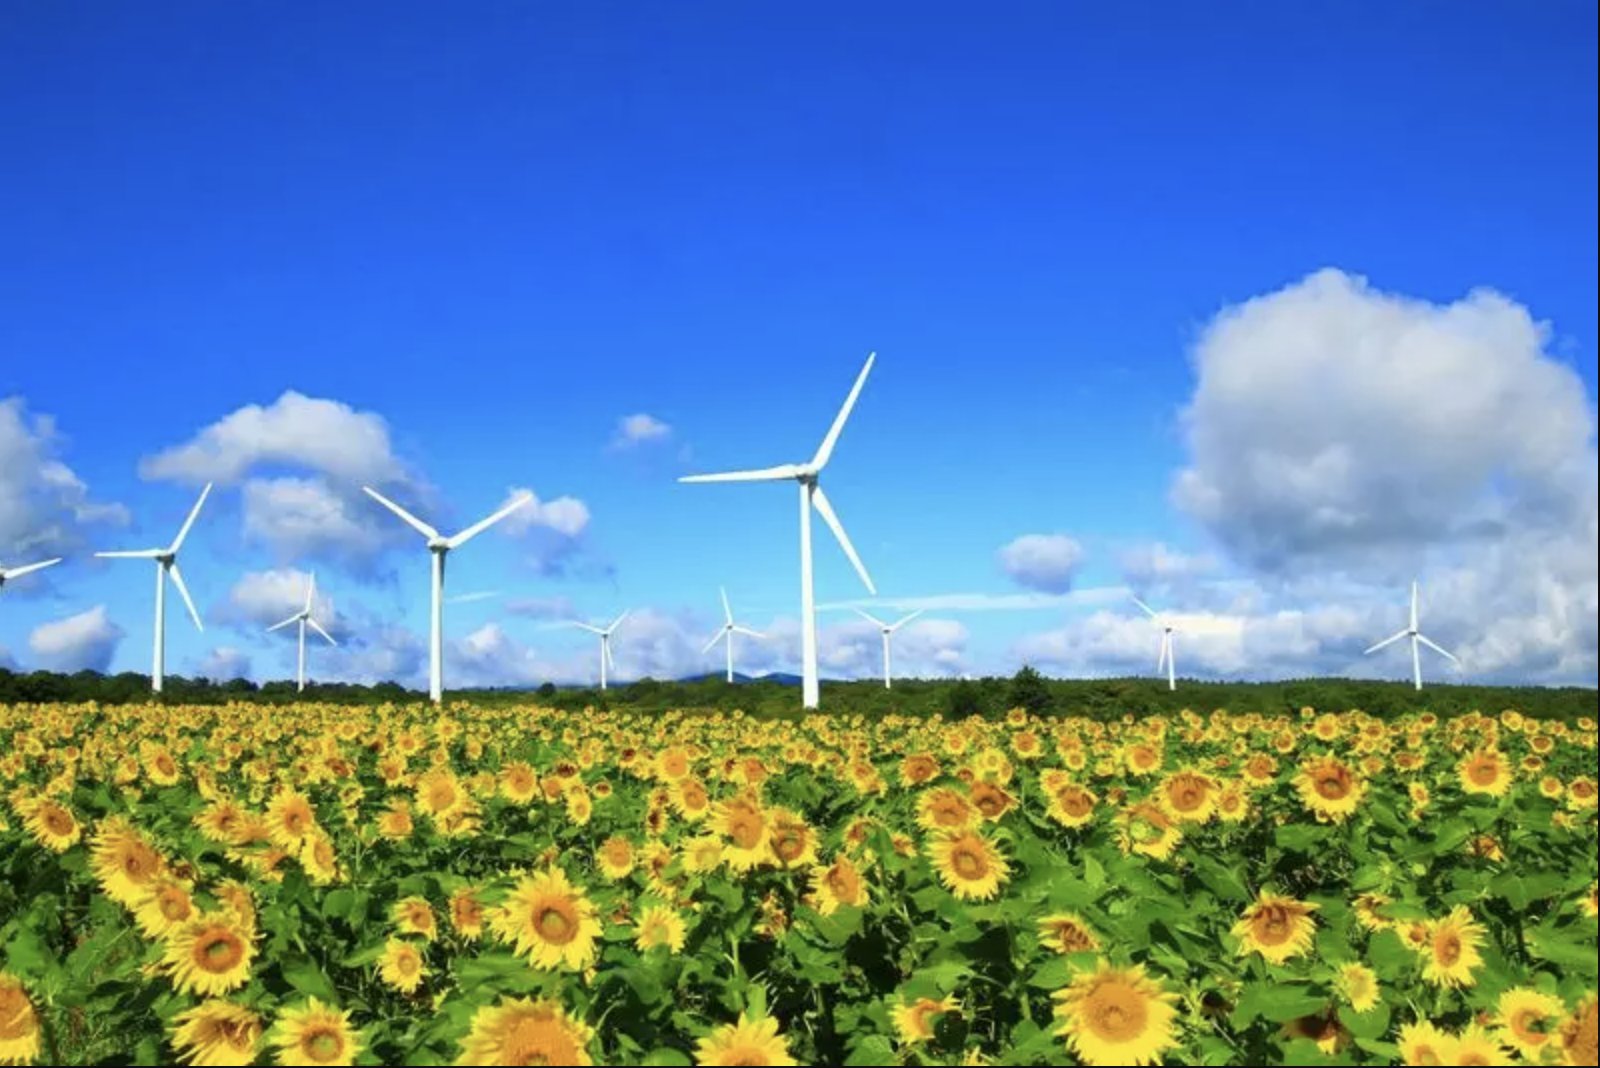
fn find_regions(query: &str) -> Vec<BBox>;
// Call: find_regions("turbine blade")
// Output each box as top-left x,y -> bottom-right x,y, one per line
168,562 -> 203,632
679,464 -> 806,483
448,493 -> 533,548
308,618 -> 338,646
570,622 -> 605,635
605,640 -> 617,672
811,352 -> 875,469
890,609 -> 924,631
1364,628 -> 1409,655
811,485 -> 875,594
733,626 -> 766,639
169,482 -> 213,552
1410,581 -> 1420,631
305,572 -> 317,613
95,549 -> 164,559
0,558 -> 63,580
1416,633 -> 1459,664
1131,596 -> 1159,619
1157,632 -> 1170,672
854,607 -> 887,628
267,613 -> 301,632
608,609 -> 631,633
720,586 -> 732,624
362,486 -> 440,540
702,630 -> 725,654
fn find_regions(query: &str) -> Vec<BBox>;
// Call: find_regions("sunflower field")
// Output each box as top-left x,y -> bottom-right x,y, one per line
1,702 -> 1596,1067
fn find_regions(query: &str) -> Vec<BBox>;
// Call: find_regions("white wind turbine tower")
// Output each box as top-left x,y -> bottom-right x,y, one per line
680,353 -> 878,709
703,587 -> 767,683
363,487 -> 533,704
1132,595 -> 1179,691
854,607 -> 923,689
571,611 -> 631,690
0,557 -> 63,595
267,573 -> 339,693
95,484 -> 212,693
1365,580 -> 1458,691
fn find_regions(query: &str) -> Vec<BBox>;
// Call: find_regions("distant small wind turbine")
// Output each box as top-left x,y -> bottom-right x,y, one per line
1132,595 -> 1179,691
854,607 -> 923,689
363,486 -> 533,704
680,353 -> 878,709
1365,580 -> 1458,691
95,483 -> 212,694
571,610 -> 631,690
0,557 -> 63,594
702,587 -> 766,683
267,573 -> 338,693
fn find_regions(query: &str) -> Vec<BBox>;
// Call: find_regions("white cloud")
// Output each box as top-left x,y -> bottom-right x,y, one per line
611,413 -> 673,449
29,606 -> 124,672
447,591 -> 501,605
197,646 -> 252,681
0,645 -> 16,671
322,623 -> 427,687
506,595 -> 578,619
1,396 -> 129,561
820,588 -> 1131,614
217,568 -> 345,636
1119,542 -> 1219,586
498,486 -> 591,539
242,478 -> 391,566
139,391 -> 408,487
997,534 -> 1086,593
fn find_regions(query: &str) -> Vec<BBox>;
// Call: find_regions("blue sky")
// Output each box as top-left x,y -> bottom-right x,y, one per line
3,2 -> 1596,687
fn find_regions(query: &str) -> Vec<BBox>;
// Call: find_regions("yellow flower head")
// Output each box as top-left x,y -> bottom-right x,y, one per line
1398,1021 -> 1455,1066
489,868 -> 603,972
1335,962 -> 1380,1014
928,831 -> 1010,902
810,855 -> 870,916
1494,988 -> 1566,1061
634,905 -> 688,954
892,995 -> 959,1046
1421,906 -> 1484,989
1232,892 -> 1319,966
0,973 -> 41,1066
270,998 -> 362,1067
377,939 -> 427,995
709,795 -> 771,872
1295,755 -> 1367,823
694,1014 -> 797,1067
161,911 -> 256,998
1559,995 -> 1597,1068
455,997 -> 595,1066
595,835 -> 636,881
392,896 -> 437,941
1038,913 -> 1102,956
170,1000 -> 262,1067
1052,961 -> 1180,1067
1458,749 -> 1513,798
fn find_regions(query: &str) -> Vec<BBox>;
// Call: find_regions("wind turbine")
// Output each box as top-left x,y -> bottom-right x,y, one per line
853,608 -> 923,689
680,353 -> 878,709
267,573 -> 338,693
1365,580 -> 1458,691
95,483 -> 212,693
363,487 -> 533,704
1132,595 -> 1178,691
702,587 -> 766,683
571,611 -> 630,690
0,557 -> 63,594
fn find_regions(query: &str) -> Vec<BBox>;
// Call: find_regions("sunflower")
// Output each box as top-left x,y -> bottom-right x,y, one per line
1282,1012 -> 1350,1056
928,831 -> 1009,902
1052,960 -> 1179,1067
1046,783 -> 1098,829
265,788 -> 318,852
1459,749 -> 1513,798
1216,783 -> 1249,823
1559,996 -> 1597,1068
377,939 -> 428,995
916,787 -> 977,834
595,835 -> 636,881
709,796 -> 771,872
1582,884 -> 1598,919
1115,801 -> 1182,861
91,816 -> 167,907
1158,770 -> 1217,824
489,868 -> 602,971
300,832 -> 340,886
414,768 -> 465,820
269,998 -> 362,1067
392,897 -> 437,941
670,777 -> 713,822
135,875 -> 196,939
693,1014 -> 797,1067
1494,988 -> 1566,1061
656,748 -> 692,782
170,1000 -> 262,1067
1353,893 -> 1394,932
455,997 -> 595,1066
1124,743 -> 1163,777
565,788 -> 593,827
1335,962 -> 1381,1014
449,886 -> 486,940
900,753 -> 942,786
810,855 -> 870,915
1421,907 -> 1484,989
767,808 -> 819,869
968,781 -> 1017,822
1569,777 -> 1598,811
161,912 -> 256,997
1398,1021 -> 1456,1066
214,880 -> 257,934
1294,755 -> 1367,822
146,746 -> 183,787
500,762 -> 539,804
1038,912 -> 1101,956
892,995 -> 959,1046
376,804 -> 414,841
1242,753 -> 1279,787
0,973 -> 40,1066
1232,892 -> 1319,965
1452,1024 -> 1512,1066
634,905 -> 688,953
194,799 -> 249,845
23,798 -> 80,852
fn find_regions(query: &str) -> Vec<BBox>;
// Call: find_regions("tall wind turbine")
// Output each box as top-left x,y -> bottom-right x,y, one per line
363,487 -> 533,704
703,587 -> 766,683
854,608 -> 923,689
0,557 -> 63,595
571,611 -> 630,690
267,573 -> 338,692
1365,580 -> 1458,691
1132,596 -> 1178,691
95,483 -> 212,693
680,353 -> 878,709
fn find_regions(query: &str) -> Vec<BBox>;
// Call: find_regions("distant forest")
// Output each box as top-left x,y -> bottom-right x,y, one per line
1,665 -> 1593,721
